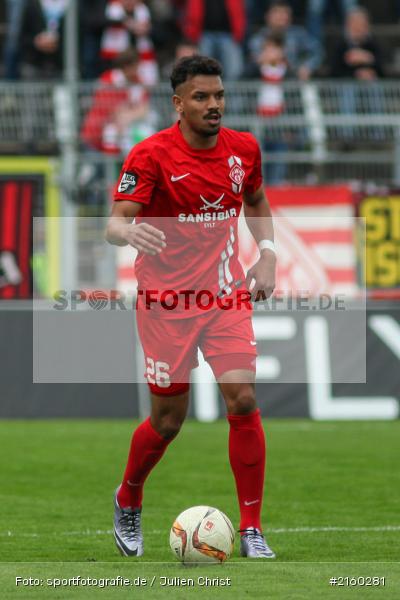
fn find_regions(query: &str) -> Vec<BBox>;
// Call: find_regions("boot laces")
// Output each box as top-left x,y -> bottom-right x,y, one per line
240,528 -> 268,553
119,510 -> 141,542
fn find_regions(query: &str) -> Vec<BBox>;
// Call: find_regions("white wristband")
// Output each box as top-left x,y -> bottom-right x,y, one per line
258,239 -> 276,255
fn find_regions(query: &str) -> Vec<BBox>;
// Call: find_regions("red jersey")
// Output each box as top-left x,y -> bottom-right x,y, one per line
81,69 -> 148,153
114,122 -> 262,317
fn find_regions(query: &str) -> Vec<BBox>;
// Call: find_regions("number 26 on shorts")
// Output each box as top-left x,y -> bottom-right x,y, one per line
145,357 -> 171,388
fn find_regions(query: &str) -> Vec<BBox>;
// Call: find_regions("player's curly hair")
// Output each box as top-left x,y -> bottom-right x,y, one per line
170,55 -> 223,91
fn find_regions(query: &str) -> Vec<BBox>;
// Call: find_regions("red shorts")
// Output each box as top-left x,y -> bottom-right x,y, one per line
136,306 -> 257,396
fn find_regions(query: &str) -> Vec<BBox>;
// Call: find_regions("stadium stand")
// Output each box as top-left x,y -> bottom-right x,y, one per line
1,0 -> 400,192
1,79 -> 400,185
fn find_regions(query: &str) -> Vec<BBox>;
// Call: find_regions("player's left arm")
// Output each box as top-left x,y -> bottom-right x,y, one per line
243,184 -> 276,300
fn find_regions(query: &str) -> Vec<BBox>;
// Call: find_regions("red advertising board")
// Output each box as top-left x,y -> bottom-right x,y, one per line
0,179 -> 34,299
266,185 -> 356,296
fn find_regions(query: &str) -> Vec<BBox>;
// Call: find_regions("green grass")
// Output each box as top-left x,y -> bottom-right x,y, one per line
0,419 -> 399,599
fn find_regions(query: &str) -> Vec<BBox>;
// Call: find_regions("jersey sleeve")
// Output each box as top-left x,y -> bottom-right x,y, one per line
114,143 -> 157,204
244,136 -> 263,194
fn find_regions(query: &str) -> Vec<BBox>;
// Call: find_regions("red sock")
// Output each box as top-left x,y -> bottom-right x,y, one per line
117,417 -> 172,509
227,409 -> 266,531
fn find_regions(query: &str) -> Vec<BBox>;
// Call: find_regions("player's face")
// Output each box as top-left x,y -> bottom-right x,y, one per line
174,75 -> 225,137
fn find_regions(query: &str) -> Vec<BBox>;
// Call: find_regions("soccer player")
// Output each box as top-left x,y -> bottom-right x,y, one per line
106,55 -> 277,559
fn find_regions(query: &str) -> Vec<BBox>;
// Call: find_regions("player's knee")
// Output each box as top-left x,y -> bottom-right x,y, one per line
154,415 -> 184,440
225,385 -> 256,415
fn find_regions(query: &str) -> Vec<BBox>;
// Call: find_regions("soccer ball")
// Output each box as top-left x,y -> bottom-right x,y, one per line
169,505 -> 235,564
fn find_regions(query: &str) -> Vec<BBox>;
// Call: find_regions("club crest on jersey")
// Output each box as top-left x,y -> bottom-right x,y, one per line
228,156 -> 245,194
118,171 -> 138,194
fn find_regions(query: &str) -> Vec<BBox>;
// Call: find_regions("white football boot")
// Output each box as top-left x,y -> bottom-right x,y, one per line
240,528 -> 276,558
113,486 -> 144,556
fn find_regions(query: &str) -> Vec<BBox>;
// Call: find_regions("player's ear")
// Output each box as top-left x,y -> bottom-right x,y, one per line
172,94 -> 184,114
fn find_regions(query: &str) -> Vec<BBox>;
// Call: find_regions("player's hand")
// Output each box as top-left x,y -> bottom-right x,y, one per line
122,223 -> 166,255
245,251 -> 276,301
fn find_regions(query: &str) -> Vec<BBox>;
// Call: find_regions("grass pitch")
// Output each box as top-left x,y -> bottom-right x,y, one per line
0,419 -> 399,599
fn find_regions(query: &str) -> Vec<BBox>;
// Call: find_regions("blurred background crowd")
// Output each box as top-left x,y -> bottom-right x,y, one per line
2,0 -> 399,84
1,1 -> 400,179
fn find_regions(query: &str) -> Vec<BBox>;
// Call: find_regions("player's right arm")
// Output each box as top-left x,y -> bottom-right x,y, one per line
106,201 -> 166,255
106,140 -> 166,255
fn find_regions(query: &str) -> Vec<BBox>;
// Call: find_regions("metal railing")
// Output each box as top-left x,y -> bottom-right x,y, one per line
1,80 -> 400,187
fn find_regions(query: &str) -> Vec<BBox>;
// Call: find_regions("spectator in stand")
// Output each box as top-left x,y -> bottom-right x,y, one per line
2,0 -> 29,79
79,0 -> 108,79
256,32 -> 287,117
174,39 -> 199,61
245,0 -> 300,32
182,0 -> 246,80
147,0 -> 179,55
161,38 -> 199,80
169,0 -> 188,25
332,7 -> 385,140
332,7 -> 383,80
248,0 -> 323,81
306,0 -> 358,45
256,33 -> 289,184
19,0 -> 68,79
245,0 -> 270,31
101,0 -> 159,86
81,47 -> 156,155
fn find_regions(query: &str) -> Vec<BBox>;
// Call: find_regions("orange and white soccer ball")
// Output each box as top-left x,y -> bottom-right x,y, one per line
169,506 -> 235,564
